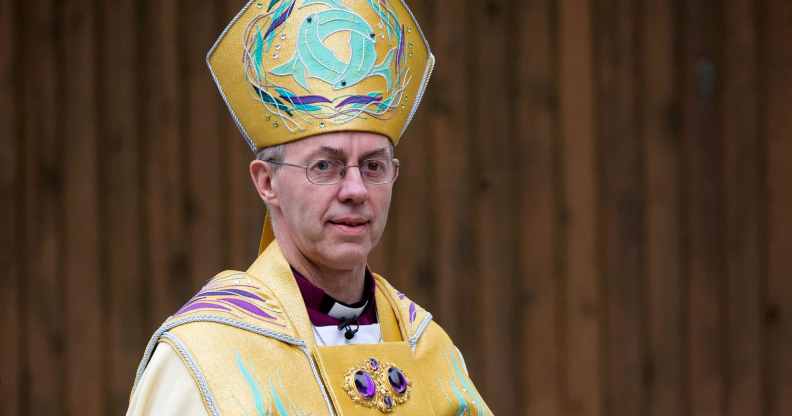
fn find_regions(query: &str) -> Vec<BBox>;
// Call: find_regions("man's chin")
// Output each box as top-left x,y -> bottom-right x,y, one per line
318,242 -> 371,269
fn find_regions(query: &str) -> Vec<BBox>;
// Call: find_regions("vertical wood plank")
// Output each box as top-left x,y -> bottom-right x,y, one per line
142,0 -> 192,323
226,138 -> 261,271
61,1 -> 104,414
389,0 -> 435,308
183,0 -> 226,285
560,0 -> 602,415
643,0 -> 685,415
427,0 -> 474,345
0,0 -> 20,413
472,0 -> 518,412
223,1 -> 262,271
100,0 -> 145,412
594,1 -> 646,415
722,0 -> 763,415
515,0 -> 562,414
22,0 -> 65,414
765,0 -> 792,414
681,1 -> 725,415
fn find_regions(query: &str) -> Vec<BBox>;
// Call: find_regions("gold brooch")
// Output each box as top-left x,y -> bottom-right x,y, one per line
343,357 -> 411,412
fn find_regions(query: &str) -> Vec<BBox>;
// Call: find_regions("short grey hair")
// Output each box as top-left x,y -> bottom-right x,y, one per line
255,144 -> 286,171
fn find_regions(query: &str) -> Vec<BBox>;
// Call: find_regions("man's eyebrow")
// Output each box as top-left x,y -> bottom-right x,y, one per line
305,146 -> 346,160
360,147 -> 390,159
305,146 -> 390,160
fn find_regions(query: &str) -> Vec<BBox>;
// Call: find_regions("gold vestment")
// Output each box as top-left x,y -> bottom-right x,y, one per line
131,242 -> 491,415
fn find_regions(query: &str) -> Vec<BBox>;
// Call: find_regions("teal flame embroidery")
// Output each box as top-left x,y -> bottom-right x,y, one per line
236,353 -> 303,416
237,353 -> 270,416
445,350 -> 487,416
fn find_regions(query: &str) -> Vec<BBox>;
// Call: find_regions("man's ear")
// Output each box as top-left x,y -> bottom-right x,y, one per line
250,160 -> 280,207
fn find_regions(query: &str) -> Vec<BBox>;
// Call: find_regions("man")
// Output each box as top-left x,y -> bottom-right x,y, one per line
127,0 -> 491,414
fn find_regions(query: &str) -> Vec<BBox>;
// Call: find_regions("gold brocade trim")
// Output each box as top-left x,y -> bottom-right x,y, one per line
342,357 -> 411,413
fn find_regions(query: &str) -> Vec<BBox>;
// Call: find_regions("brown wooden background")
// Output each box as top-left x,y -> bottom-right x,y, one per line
2,0 -> 792,415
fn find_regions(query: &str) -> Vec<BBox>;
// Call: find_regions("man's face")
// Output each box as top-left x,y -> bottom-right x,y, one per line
268,132 -> 395,270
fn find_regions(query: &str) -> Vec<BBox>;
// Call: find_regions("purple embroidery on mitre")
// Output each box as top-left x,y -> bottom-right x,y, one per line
335,94 -> 383,109
396,24 -> 405,68
408,302 -> 416,323
264,0 -> 295,41
281,94 -> 332,106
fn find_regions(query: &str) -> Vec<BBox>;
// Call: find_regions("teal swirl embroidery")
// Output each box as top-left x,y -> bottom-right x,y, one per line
242,0 -> 411,131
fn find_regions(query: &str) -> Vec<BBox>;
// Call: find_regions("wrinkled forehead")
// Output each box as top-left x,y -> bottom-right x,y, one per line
284,131 -> 394,159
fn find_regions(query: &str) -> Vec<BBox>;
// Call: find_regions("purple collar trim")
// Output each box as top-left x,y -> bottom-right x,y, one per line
292,267 -> 378,326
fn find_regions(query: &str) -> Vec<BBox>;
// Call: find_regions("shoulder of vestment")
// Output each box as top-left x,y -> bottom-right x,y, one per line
130,270 -> 301,393
157,269 -> 299,342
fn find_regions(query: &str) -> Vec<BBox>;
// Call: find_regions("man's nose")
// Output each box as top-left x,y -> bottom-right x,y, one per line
337,166 -> 369,204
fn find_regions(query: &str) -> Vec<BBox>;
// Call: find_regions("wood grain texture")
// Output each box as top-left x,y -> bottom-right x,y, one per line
642,0 -> 685,415
765,0 -> 792,414
0,0 -> 20,413
142,0 -> 192,324
595,1 -> 646,415
681,1 -> 726,415
427,0 -> 474,348
722,0 -> 763,415
60,1 -> 104,415
182,0 -> 227,285
22,0 -> 65,414
515,0 -> 562,414
560,0 -> 602,414
472,0 -> 518,412
99,0 -> 145,412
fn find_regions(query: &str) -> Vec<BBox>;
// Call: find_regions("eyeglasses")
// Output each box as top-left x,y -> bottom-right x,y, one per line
265,158 -> 400,185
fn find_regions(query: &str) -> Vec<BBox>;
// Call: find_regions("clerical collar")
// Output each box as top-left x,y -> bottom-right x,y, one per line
292,267 -> 377,327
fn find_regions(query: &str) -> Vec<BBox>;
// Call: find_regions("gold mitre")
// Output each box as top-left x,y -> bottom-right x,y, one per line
208,0 -> 435,151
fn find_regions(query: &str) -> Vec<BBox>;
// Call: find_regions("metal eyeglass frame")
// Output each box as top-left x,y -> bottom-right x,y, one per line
264,158 -> 400,185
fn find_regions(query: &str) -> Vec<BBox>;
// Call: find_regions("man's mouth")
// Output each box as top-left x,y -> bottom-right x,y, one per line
327,217 -> 370,234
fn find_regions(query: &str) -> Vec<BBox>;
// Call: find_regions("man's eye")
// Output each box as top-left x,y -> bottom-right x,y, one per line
365,160 -> 383,171
314,160 -> 332,171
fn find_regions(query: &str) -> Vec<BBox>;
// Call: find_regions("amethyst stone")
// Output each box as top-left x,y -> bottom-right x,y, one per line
388,367 -> 408,395
354,371 -> 376,399
383,395 -> 394,409
368,358 -> 380,371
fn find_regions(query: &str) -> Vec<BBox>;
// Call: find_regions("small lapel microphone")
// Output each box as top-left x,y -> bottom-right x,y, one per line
338,318 -> 360,340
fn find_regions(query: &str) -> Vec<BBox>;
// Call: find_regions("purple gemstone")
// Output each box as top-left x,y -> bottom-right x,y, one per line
368,358 -> 380,371
354,371 -> 376,399
383,395 -> 393,409
388,367 -> 408,395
